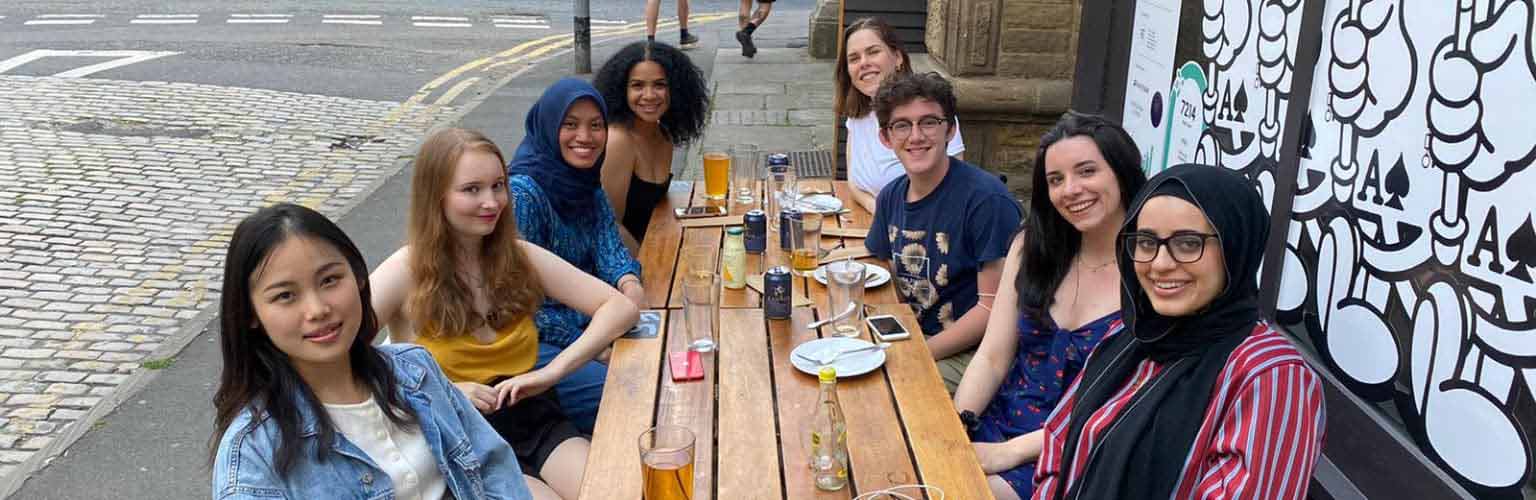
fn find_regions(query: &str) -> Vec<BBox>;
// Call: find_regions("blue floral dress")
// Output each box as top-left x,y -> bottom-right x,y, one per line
969,309 -> 1123,495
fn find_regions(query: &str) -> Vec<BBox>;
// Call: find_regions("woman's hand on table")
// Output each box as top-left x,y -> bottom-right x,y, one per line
494,368 -> 559,408
454,382 -> 498,414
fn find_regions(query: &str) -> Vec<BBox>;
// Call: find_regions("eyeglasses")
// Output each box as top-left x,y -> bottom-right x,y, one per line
1122,232 -> 1219,263
885,116 -> 949,141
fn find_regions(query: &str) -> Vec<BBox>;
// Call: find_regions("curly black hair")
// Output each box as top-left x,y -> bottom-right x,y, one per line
594,41 -> 710,146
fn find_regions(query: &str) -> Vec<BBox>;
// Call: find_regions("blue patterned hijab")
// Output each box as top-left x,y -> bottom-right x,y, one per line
507,78 -> 609,219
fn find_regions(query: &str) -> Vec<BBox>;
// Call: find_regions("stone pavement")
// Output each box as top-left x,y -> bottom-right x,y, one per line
680,48 -> 836,181
0,76 -> 454,477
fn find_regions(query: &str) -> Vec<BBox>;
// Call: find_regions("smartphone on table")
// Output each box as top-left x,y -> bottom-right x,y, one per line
866,314 -> 910,342
674,206 -> 727,219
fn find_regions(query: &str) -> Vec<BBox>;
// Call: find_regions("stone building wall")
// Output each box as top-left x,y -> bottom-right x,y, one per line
924,0 -> 1083,203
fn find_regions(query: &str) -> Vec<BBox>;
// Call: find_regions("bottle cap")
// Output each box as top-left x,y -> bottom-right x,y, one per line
819,366 -> 837,382
726,226 -> 744,235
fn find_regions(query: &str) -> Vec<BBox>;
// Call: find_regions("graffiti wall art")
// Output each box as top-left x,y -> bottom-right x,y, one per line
1279,0 -> 1536,496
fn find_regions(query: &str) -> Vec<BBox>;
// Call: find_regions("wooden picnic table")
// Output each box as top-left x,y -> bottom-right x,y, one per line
579,179 -> 993,500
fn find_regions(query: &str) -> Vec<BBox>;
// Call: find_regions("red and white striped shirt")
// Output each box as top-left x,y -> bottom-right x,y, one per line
1031,323 -> 1326,500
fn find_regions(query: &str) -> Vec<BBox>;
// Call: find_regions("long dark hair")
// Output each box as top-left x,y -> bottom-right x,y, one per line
210,203 -> 415,476
1016,112 -> 1147,315
835,17 -> 910,119
593,41 -> 710,146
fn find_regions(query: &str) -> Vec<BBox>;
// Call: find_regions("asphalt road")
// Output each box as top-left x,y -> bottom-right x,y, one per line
0,1 -> 812,497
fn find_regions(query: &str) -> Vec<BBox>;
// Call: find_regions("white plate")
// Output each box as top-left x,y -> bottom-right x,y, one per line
793,193 -> 844,213
790,337 -> 886,378
813,263 -> 891,288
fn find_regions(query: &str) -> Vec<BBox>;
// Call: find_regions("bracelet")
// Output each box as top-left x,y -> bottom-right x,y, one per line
616,276 -> 640,291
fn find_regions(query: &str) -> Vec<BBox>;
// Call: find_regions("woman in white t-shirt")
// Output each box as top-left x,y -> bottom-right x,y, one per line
836,17 -> 965,214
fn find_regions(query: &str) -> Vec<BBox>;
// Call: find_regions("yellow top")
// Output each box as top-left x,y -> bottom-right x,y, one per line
413,315 -> 539,385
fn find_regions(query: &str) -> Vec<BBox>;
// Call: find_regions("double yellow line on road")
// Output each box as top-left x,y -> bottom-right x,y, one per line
381,12 -> 735,127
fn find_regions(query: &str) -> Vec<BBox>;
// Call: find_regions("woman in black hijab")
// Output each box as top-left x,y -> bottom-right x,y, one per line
1031,164 -> 1325,500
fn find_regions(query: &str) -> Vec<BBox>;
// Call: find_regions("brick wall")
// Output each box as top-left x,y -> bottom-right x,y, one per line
997,0 -> 1081,80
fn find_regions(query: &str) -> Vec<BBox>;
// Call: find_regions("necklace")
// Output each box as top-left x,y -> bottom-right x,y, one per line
1071,254 -> 1116,307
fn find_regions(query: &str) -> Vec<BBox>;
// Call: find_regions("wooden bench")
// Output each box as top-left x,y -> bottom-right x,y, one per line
579,180 -> 993,500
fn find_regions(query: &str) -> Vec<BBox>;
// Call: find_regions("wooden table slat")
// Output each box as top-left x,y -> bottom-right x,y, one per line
872,304 -> 995,500
656,311 -> 717,500
577,313 -> 668,500
638,182 -> 694,309
819,328 -> 922,495
715,308 -> 785,499
767,307 -> 852,499
667,227 -> 725,309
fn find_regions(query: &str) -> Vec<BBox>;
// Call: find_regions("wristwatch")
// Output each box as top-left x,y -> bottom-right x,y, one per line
959,410 -> 980,432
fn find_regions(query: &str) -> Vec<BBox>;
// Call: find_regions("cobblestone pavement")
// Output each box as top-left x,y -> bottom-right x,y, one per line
0,75 -> 452,475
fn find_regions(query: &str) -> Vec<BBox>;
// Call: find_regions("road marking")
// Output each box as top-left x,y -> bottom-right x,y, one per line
323,19 -> 384,25
324,14 -> 382,19
228,14 -> 291,24
24,19 -> 96,25
0,49 -> 179,77
414,22 -> 473,28
592,19 -> 629,25
494,23 -> 551,29
36,14 -> 103,19
492,18 -> 546,24
412,16 -> 469,22
131,15 -> 199,24
433,77 -> 481,105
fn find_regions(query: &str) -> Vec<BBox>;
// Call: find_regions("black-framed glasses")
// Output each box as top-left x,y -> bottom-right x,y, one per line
885,116 -> 949,141
1122,232 -> 1219,263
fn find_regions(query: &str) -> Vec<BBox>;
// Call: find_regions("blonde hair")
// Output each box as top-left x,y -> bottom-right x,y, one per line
406,128 -> 545,338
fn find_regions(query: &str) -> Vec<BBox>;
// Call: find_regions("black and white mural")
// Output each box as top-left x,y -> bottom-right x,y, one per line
1126,0 -> 1536,495
1278,0 -> 1536,496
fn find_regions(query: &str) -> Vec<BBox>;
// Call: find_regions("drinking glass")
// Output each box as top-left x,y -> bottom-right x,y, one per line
788,215 -> 822,276
680,245 -> 719,352
766,165 -> 797,230
702,150 -> 730,200
824,260 -> 866,338
683,273 -> 720,353
639,425 -> 696,500
731,144 -> 760,205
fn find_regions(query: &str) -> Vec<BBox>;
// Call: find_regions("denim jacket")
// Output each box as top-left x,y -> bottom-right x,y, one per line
212,344 -> 532,500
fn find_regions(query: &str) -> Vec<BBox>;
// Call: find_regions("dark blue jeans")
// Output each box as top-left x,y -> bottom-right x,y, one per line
533,342 -> 605,434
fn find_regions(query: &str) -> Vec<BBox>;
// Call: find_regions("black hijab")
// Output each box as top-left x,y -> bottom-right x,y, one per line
1052,164 -> 1270,500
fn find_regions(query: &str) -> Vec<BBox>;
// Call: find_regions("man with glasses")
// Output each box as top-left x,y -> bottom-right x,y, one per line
864,72 -> 1022,392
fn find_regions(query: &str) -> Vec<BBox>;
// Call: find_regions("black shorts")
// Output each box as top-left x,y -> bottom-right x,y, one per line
482,390 -> 585,478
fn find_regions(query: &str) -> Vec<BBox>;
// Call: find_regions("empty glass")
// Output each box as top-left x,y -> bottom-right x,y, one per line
824,260 -> 866,338
766,164 -> 796,230
680,245 -> 719,352
683,273 -> 720,353
731,144 -> 760,205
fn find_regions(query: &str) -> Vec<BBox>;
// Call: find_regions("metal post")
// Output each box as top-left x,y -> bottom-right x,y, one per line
574,0 -> 592,73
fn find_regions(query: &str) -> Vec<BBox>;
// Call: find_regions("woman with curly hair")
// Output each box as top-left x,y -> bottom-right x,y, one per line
372,127 -> 639,499
593,41 -> 709,250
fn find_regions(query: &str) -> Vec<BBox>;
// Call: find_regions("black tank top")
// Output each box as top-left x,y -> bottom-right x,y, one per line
623,173 -> 672,244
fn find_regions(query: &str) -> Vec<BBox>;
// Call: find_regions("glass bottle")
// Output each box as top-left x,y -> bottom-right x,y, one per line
809,366 -> 848,491
722,226 -> 747,290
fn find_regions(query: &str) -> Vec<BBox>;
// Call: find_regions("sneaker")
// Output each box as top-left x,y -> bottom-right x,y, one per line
736,29 -> 757,58
679,32 -> 700,48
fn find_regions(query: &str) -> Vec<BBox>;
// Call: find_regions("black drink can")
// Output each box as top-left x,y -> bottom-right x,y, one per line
744,209 -> 767,253
778,208 -> 801,250
764,266 -> 793,320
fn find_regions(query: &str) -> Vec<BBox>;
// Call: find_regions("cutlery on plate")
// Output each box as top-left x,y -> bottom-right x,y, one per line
795,342 -> 892,366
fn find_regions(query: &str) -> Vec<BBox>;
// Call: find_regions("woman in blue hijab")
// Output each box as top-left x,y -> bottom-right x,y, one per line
507,78 -> 644,434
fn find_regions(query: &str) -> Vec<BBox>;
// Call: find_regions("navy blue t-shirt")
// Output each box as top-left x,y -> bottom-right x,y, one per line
865,158 -> 1021,336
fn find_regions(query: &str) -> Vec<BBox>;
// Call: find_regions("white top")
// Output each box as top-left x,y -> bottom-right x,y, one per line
325,398 -> 447,500
845,111 -> 966,195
